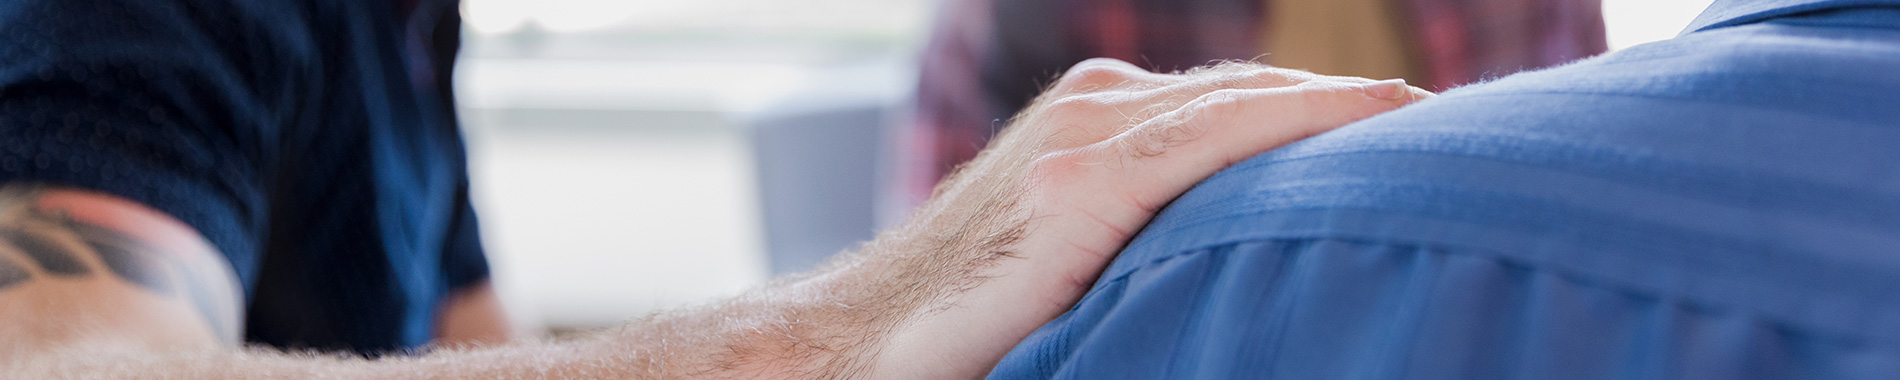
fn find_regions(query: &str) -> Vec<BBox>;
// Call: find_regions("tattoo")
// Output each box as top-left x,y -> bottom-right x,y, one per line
3,228 -> 92,276
0,184 -> 239,344
0,256 -> 26,289
63,221 -> 174,294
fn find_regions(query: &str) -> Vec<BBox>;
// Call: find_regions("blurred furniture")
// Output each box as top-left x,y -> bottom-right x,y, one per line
745,62 -> 907,275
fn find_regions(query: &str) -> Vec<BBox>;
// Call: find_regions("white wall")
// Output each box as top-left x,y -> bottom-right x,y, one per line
1603,0 -> 1718,50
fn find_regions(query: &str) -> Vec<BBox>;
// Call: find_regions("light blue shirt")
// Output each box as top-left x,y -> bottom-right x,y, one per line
988,1 -> 1900,378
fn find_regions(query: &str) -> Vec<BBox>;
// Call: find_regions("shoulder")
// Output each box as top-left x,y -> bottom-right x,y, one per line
1081,16 -> 1900,350
0,0 -> 321,92
0,0 -> 327,290
1113,19 -> 1900,283
992,17 -> 1900,380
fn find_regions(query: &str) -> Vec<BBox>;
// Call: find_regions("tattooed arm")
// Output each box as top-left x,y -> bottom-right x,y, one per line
0,184 -> 243,356
0,60 -> 1428,379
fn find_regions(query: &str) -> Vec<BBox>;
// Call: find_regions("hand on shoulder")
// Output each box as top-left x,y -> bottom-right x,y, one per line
867,58 -> 1433,378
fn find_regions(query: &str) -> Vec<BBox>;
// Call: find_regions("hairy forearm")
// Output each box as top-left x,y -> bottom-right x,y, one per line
10,190 -> 1029,379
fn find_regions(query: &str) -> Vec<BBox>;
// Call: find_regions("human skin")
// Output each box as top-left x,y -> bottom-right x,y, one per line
0,58 -> 1428,379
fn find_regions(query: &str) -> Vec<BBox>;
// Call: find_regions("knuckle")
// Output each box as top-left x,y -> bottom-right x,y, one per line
1130,100 -> 1181,122
1056,64 -> 1135,93
1300,81 -> 1384,109
1117,129 -> 1170,158
1283,82 -> 1395,130
1124,89 -> 1250,148
1074,57 -> 1135,70
1186,88 -> 1249,124
1243,66 -> 1319,85
1290,80 -> 1343,101
1043,94 -> 1113,116
1120,97 -> 1229,159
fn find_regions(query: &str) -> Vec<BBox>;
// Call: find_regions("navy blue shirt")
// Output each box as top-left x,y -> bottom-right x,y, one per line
991,0 -> 1900,378
0,0 -> 487,353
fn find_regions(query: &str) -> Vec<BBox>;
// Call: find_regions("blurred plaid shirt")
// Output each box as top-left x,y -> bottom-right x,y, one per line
897,0 -> 1606,206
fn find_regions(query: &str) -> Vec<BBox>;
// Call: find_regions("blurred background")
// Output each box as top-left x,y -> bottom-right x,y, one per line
455,0 -> 1717,333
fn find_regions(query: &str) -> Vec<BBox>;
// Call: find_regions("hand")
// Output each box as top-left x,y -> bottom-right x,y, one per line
871,58 -> 1432,378
0,59 -> 1428,380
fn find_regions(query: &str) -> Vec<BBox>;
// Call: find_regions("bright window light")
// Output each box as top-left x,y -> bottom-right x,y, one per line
1602,0 -> 1718,50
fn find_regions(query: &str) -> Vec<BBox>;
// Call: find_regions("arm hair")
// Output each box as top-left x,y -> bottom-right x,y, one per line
2,168 -> 1030,379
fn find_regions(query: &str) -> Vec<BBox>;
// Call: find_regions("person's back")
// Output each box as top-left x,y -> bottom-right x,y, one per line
989,0 -> 1900,378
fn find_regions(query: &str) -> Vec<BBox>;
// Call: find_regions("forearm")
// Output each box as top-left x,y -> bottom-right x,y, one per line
10,216 -> 1021,379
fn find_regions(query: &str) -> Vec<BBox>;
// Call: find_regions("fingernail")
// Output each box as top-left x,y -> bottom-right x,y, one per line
1359,78 -> 1409,100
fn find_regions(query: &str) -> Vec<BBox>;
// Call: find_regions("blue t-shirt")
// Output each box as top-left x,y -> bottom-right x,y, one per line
0,0 -> 487,353
991,0 -> 1900,378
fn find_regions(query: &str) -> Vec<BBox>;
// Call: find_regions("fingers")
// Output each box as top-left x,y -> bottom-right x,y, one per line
1046,58 -> 1321,98
1028,58 -> 1434,167
1050,58 -> 1388,99
1031,61 -> 1375,149
1088,79 -> 1428,211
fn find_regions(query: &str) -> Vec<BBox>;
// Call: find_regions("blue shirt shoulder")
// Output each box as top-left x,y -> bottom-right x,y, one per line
0,0 -> 488,353
990,2 -> 1900,378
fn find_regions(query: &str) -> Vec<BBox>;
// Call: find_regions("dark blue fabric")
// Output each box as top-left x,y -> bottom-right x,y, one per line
989,0 -> 1900,378
0,0 -> 488,354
